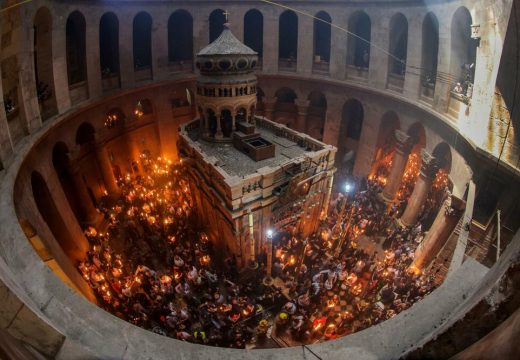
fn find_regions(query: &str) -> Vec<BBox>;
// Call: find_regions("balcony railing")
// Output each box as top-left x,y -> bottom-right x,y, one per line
312,61 -> 329,75
101,73 -> 120,91
134,66 -> 152,82
278,58 -> 297,72
69,81 -> 88,105
167,60 -> 193,73
346,64 -> 368,82
387,73 -> 405,92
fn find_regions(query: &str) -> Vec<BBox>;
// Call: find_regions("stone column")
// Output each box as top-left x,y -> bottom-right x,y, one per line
151,11 -> 168,81
69,159 -> 102,225
17,31 -> 42,133
403,17 -> 422,99
215,115 -> 223,139
52,13 -> 72,114
330,15 -> 347,79
381,130 -> 414,202
262,8 -> 279,73
118,11 -> 135,89
412,194 -> 465,270
295,99 -> 309,133
399,149 -> 439,227
0,29 -> 13,165
368,11 -> 389,90
94,143 -> 120,196
85,12 -> 103,99
297,14 -> 313,75
433,16 -> 450,113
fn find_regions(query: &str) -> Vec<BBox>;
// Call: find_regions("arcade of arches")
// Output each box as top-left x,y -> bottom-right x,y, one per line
0,1 -> 520,359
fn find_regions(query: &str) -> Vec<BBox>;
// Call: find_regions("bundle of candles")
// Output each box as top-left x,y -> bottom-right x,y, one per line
369,150 -> 394,186
396,152 -> 421,201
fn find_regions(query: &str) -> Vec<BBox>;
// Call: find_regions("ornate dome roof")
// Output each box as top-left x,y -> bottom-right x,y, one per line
198,23 -> 257,56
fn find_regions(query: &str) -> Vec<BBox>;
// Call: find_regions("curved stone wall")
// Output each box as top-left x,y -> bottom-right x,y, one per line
0,0 -> 518,358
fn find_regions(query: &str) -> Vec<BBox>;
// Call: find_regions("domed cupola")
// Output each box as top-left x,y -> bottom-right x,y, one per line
195,22 -> 259,142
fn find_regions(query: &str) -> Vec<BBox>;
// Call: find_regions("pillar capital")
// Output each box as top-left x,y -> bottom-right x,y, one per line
295,99 -> 310,111
395,130 -> 414,154
420,149 -> 439,179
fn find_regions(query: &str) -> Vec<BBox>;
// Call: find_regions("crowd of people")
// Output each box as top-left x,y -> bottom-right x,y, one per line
267,178 -> 436,342
78,155 -> 439,348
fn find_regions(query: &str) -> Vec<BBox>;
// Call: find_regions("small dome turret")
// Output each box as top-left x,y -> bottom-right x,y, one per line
195,21 -> 258,142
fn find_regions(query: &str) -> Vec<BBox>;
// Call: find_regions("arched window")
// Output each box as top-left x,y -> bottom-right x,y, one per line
388,13 -> 408,76
278,10 -> 298,70
99,13 -> 120,77
34,7 -> 57,120
244,10 -> 263,58
313,11 -> 331,63
347,11 -> 371,68
168,10 -> 194,63
209,9 -> 226,43
76,122 -> 96,145
450,7 -> 476,94
133,12 -> 152,69
421,13 -> 439,93
66,11 -> 87,86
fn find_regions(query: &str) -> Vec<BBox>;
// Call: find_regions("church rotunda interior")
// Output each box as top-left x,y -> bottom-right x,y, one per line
0,0 -> 520,359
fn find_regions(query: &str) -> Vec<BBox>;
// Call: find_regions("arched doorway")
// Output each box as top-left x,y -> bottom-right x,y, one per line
313,11 -> 331,73
133,12 -> 152,80
244,9 -> 263,66
34,7 -> 57,120
209,9 -> 226,43
99,12 -> 120,90
207,109 -> 217,137
220,109 -> 233,137
76,122 -> 96,146
278,10 -> 298,71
